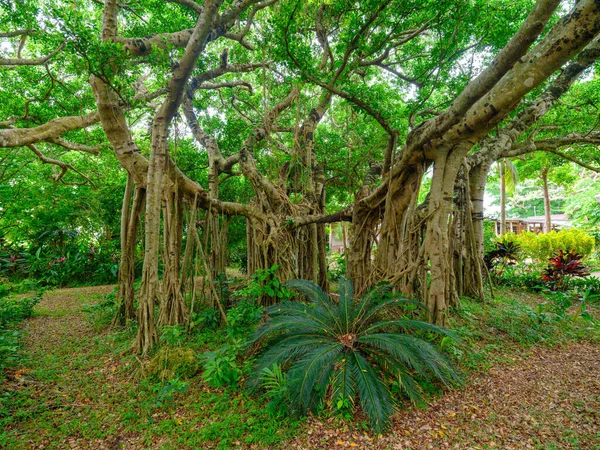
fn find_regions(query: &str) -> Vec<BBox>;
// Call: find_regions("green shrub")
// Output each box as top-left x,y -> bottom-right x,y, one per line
201,344 -> 242,388
236,264 -> 292,305
83,292 -> 118,330
501,229 -> 594,263
327,252 -> 347,280
248,278 -> 461,433
496,269 -> 544,291
0,283 -> 10,299
570,276 -> 600,297
0,293 -> 41,372
483,220 -> 496,254
0,294 -> 41,328
484,240 -> 521,274
226,301 -> 262,338
258,363 -> 289,415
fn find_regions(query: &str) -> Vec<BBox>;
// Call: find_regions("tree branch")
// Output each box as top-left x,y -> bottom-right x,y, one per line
26,144 -> 97,187
166,0 -> 203,14
0,43 -> 65,66
46,137 -> 101,155
0,112 -> 100,148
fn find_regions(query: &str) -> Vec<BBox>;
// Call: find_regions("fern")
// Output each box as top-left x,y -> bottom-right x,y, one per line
248,277 -> 461,433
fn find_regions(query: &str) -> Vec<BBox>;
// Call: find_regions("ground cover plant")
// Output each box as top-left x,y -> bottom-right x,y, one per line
0,292 -> 42,376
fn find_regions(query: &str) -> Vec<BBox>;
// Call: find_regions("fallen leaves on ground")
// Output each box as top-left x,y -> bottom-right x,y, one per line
290,343 -> 600,449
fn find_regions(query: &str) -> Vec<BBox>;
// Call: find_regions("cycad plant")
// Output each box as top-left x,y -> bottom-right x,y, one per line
248,278 -> 461,433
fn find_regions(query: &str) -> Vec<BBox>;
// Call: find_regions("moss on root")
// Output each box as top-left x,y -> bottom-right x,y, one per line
145,346 -> 198,381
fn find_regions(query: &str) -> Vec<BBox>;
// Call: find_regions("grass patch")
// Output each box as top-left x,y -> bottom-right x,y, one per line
447,287 -> 600,373
0,289 -> 302,449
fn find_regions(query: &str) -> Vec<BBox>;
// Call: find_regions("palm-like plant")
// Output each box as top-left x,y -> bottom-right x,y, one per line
248,278 -> 461,433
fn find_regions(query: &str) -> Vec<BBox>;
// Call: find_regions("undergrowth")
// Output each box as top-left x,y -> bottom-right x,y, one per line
1,284 -> 599,448
448,288 -> 600,373
0,291 -> 43,376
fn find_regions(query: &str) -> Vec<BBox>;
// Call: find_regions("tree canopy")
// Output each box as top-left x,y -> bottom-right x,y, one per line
2,0 -> 600,354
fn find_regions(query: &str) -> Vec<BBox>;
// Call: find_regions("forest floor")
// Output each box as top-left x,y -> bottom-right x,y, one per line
1,286 -> 600,449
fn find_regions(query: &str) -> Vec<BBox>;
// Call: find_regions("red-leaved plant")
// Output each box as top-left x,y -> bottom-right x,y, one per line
541,250 -> 590,290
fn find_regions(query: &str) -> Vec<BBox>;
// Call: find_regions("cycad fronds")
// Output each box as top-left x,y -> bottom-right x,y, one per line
248,278 -> 462,433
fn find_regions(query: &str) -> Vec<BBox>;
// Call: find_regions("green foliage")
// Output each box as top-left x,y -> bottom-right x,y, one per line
570,276 -> 600,297
327,252 -> 347,280
495,268 -> 545,292
83,290 -> 118,330
564,172 -> 600,237
190,307 -> 220,330
248,278 -> 461,433
258,363 -> 289,415
501,229 -> 595,263
0,292 -> 42,373
483,220 -> 497,254
0,294 -> 41,329
225,301 -> 262,338
0,239 -> 122,288
237,265 -> 292,304
0,283 -> 9,300
484,239 -> 521,275
160,325 -> 187,347
201,344 -> 243,389
141,377 -> 190,417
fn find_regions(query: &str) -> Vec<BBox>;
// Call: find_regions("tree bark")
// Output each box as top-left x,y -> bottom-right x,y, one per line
115,172 -> 134,325
499,161 -> 507,234
541,167 -> 551,233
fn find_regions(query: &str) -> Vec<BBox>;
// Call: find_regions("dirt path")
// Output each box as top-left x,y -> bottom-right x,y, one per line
4,286 -> 600,449
291,344 -> 600,450
22,285 -> 115,354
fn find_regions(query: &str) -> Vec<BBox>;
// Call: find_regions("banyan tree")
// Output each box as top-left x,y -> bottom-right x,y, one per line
3,0 -> 600,353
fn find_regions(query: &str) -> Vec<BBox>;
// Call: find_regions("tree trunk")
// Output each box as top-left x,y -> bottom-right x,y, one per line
469,163 -> 488,261
158,189 -> 188,326
423,149 -> 465,325
115,172 -> 134,325
452,165 -> 485,300
541,167 -> 551,233
115,170 -> 147,326
134,119 -> 169,354
246,215 -> 298,305
347,209 -> 378,294
499,161 -> 506,235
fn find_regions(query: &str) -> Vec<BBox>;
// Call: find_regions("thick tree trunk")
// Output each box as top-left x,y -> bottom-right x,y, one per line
180,196 -> 198,294
423,149 -> 465,324
134,119 -> 169,354
317,222 -> 328,291
541,167 -> 551,233
158,189 -> 188,326
469,163 -> 488,261
347,210 -> 378,294
453,166 -> 485,300
113,172 -> 146,325
499,161 -> 506,235
246,215 -> 298,305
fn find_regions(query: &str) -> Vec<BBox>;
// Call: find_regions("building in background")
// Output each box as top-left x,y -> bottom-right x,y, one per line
491,214 -> 571,235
